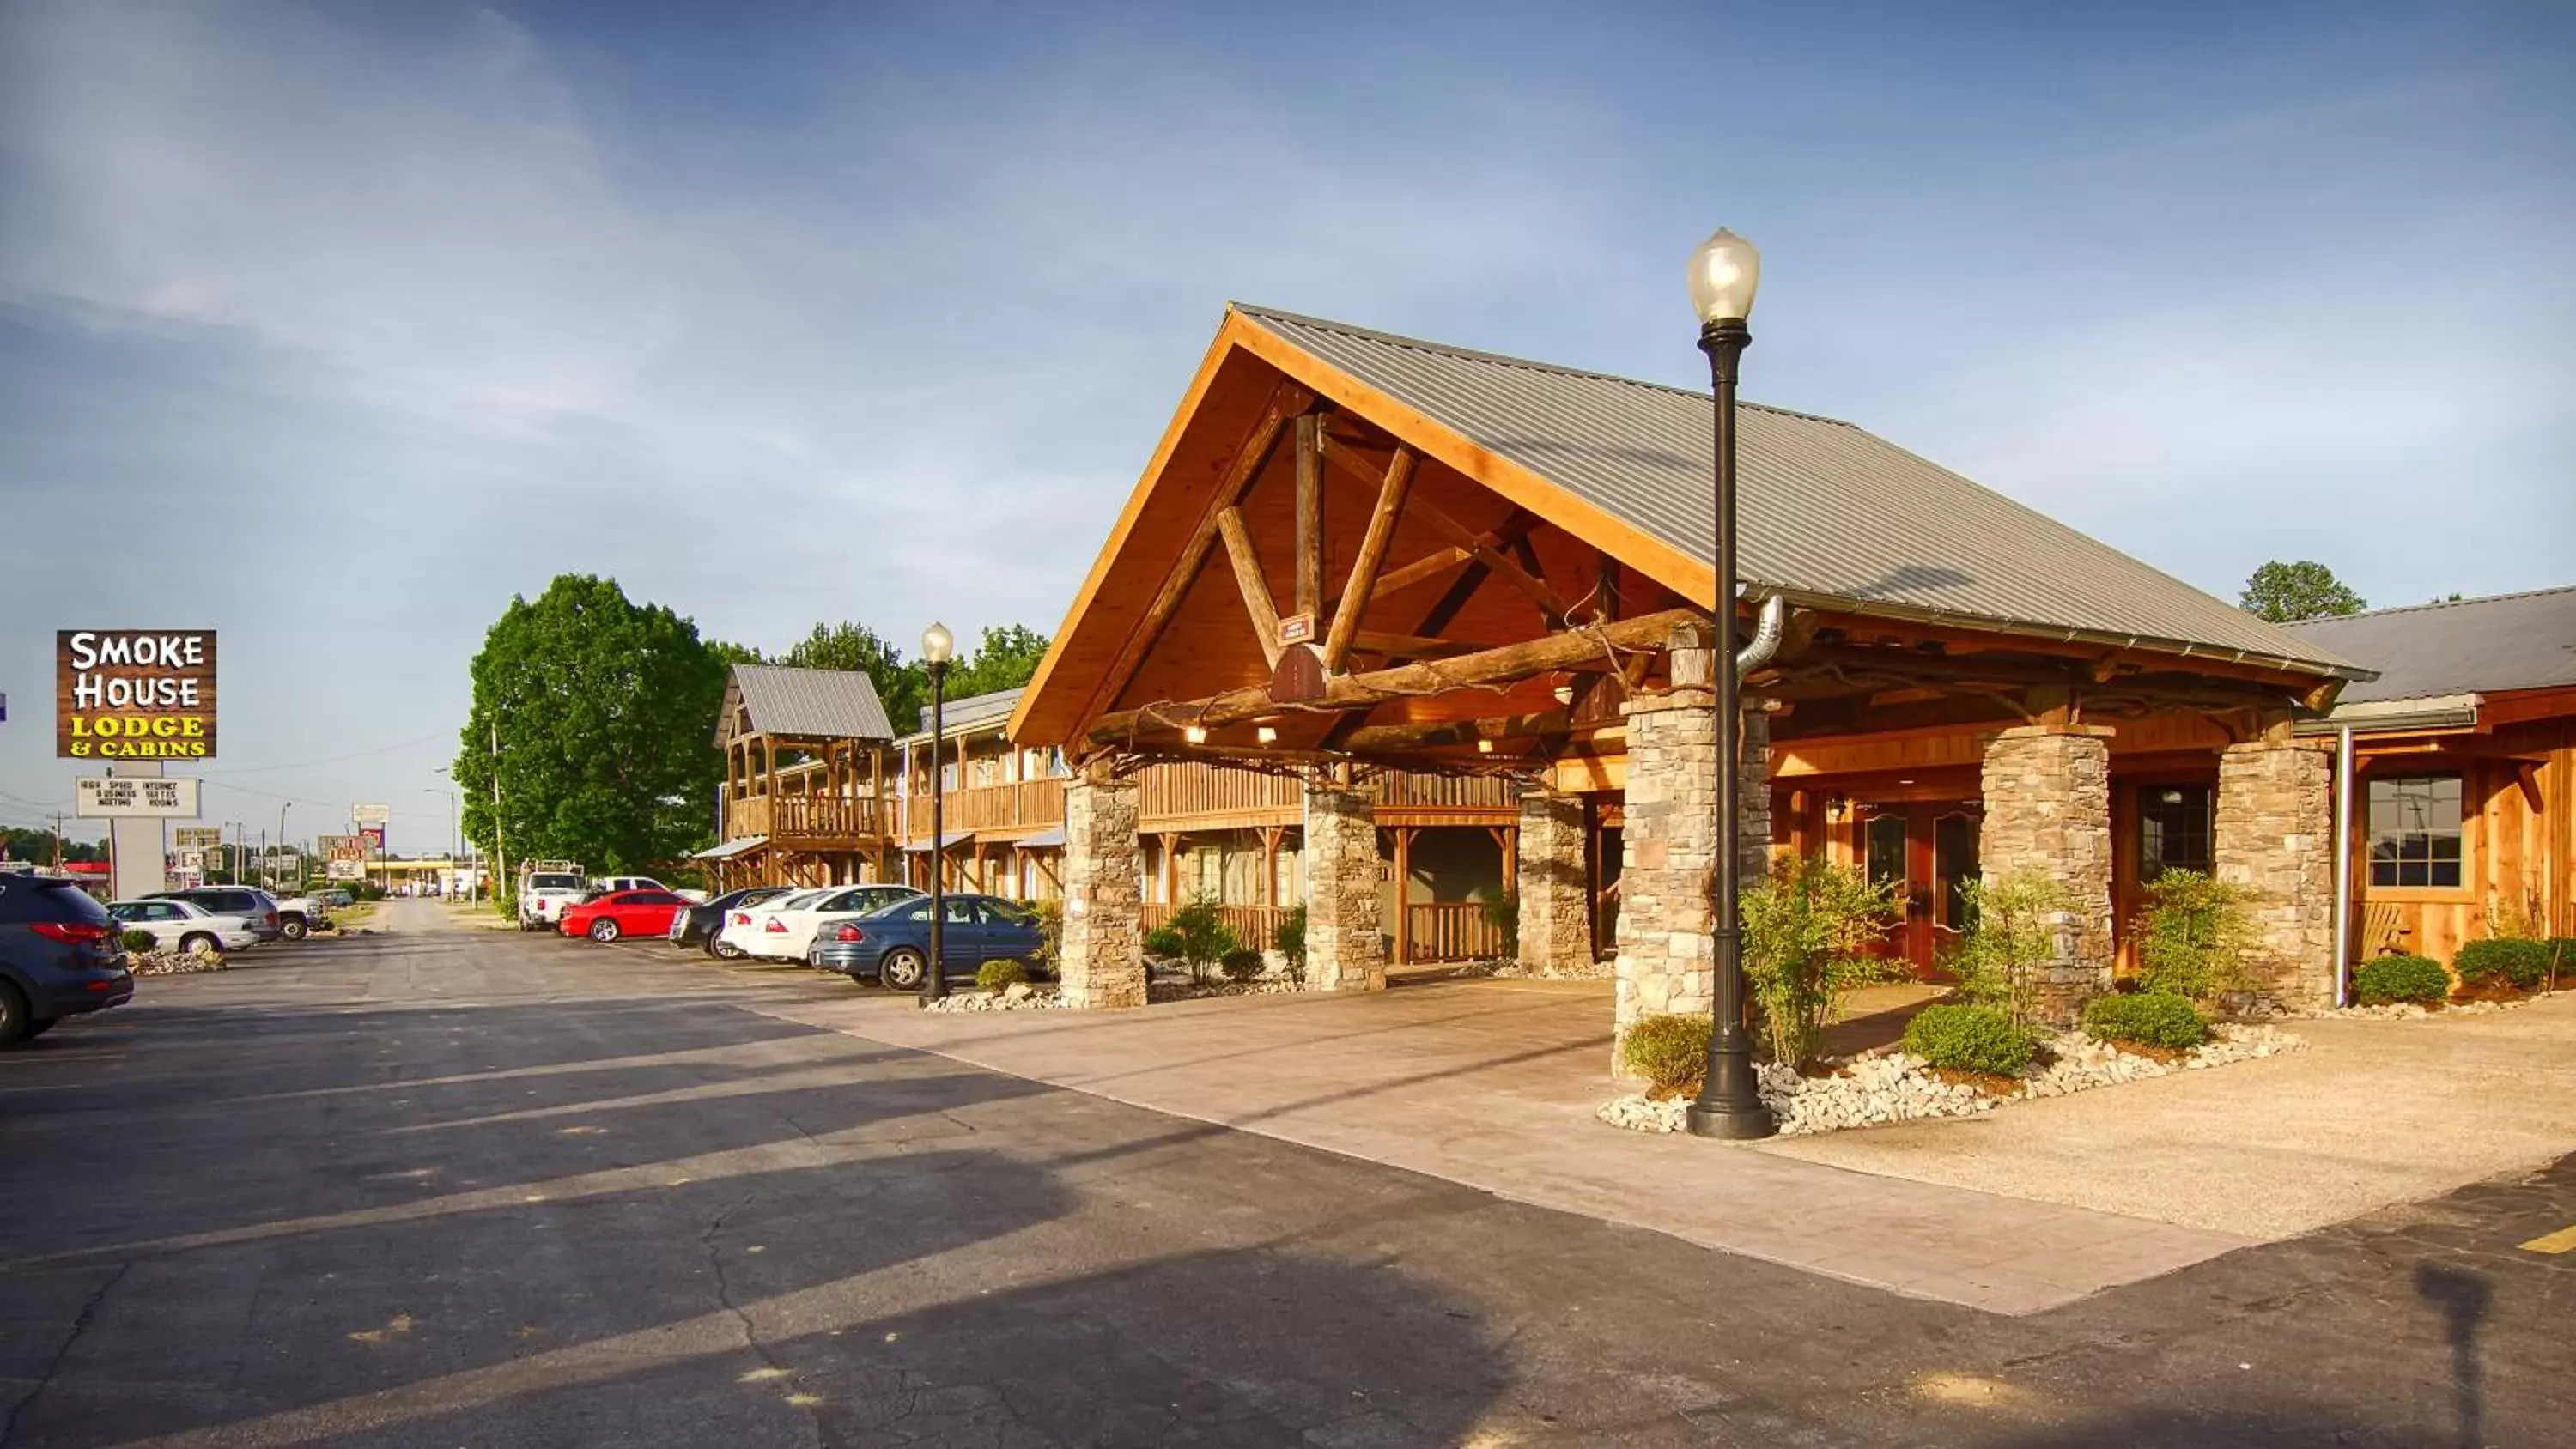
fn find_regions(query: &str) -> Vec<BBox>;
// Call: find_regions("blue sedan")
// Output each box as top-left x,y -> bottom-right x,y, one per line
811,894 -> 1046,990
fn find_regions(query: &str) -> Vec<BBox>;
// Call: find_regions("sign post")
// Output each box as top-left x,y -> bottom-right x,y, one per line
58,630 -> 217,900
354,805 -> 390,895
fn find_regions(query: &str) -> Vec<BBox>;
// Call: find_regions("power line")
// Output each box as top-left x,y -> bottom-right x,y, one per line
197,731 -> 454,776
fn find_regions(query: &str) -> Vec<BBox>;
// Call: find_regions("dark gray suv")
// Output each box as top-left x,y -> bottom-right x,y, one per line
0,873 -> 136,1044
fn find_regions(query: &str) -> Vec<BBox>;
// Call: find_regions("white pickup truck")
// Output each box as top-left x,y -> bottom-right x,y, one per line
517,868 -> 587,932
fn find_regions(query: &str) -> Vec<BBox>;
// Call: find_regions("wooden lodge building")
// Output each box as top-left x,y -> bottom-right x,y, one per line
1006,304 -> 2385,1028
2287,587 -> 2576,962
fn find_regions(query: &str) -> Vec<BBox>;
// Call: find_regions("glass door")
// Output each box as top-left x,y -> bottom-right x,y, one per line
1857,803 -> 1980,979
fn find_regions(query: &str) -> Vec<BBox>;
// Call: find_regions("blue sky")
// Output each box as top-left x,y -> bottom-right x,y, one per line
3,1 -> 2570,851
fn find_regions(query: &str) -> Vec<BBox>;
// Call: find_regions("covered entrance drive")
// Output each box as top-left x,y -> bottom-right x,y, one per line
1008,302 -> 2369,1039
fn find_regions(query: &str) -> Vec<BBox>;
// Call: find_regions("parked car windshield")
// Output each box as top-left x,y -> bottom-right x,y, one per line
529,874 -> 580,891
0,875 -> 112,925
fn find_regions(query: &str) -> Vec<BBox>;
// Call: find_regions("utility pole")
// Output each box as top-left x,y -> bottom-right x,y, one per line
489,719 -> 508,912
50,813 -> 65,870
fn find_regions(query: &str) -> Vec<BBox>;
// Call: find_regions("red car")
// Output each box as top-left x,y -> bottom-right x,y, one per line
559,889 -> 688,943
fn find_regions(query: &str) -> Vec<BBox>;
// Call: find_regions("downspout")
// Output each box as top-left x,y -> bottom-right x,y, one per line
1735,593 -> 1789,678
2333,724 -> 2355,1007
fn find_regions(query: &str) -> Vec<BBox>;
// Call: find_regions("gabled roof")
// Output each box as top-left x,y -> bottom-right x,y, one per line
1233,305 -> 2360,678
719,664 -> 892,743
2286,586 -> 2576,705
1010,304 -> 2366,746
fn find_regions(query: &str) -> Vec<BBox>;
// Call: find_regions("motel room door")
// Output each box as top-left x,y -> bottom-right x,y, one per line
1856,802 -> 1981,979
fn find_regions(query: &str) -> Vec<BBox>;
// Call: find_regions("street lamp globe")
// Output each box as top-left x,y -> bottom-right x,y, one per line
921,621 -> 955,665
1686,227 -> 1762,324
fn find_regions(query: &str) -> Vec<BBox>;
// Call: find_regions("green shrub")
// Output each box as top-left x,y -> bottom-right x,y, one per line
1619,1013 -> 1712,1094
1942,873 -> 2081,1031
1163,895 -> 1242,985
120,929 -> 158,955
2354,954 -> 2448,1004
1022,898 -> 1062,978
2454,938 -> 2549,991
1219,948 -> 1265,982
1142,925 -> 1184,960
975,959 -> 1029,991
2133,870 -> 2257,1003
2548,939 -> 2576,987
2082,991 -> 2208,1051
1273,905 -> 1308,984
1740,855 -> 1902,1066
1902,1003 -> 2038,1076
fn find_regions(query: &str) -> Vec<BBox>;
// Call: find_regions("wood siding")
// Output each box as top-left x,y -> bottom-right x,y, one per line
2353,716 -> 2576,964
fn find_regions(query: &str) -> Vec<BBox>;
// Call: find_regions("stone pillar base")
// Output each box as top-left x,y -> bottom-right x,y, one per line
1978,725 -> 2115,1029
1613,688 -> 1719,1070
2216,741 -> 2336,1012
1304,779 -> 1385,991
1515,790 -> 1592,975
1060,773 -> 1145,1009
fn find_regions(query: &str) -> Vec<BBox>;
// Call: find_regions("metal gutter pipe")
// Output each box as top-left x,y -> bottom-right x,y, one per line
2333,724 -> 2354,1008
1735,593 -> 1788,678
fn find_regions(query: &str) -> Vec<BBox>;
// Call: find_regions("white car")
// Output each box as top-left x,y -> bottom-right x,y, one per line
712,888 -> 837,961
107,898 -> 259,956
755,884 -> 923,965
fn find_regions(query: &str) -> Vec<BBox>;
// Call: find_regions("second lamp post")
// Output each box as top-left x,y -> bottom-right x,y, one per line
918,621 -> 955,1004
1684,226 -> 1777,1141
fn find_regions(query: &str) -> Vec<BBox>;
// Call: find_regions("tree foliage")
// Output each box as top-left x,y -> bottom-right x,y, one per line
1942,872 -> 2081,1030
2132,869 -> 2257,1003
775,621 -> 1050,732
453,574 -> 730,875
1739,856 -> 1902,1065
0,828 -> 104,864
2239,561 -> 2365,623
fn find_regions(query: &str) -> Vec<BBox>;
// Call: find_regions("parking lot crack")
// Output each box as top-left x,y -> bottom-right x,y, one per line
0,1259 -> 131,1448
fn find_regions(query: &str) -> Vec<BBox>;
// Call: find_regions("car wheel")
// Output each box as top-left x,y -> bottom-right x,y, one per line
589,919 -> 620,943
0,982 -> 30,1046
711,938 -> 744,961
878,948 -> 927,991
179,932 -> 218,957
280,916 -> 308,940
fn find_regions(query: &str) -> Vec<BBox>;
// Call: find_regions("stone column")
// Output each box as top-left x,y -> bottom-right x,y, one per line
1978,725 -> 2115,1028
1737,707 -> 1774,889
1613,682 -> 1720,1056
1058,768 -> 1145,1009
1515,790 -> 1592,975
2215,740 -> 2336,1011
1303,776 -> 1385,991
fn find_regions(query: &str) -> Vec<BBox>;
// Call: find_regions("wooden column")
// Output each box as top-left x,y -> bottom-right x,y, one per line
1294,412 -> 1323,618
1260,826 -> 1283,910
1391,827 -> 1417,965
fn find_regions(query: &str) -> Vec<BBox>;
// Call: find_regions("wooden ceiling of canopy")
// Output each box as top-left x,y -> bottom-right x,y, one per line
1011,313 -> 2345,775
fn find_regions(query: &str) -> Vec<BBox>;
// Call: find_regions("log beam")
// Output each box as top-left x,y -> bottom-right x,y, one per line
1084,382 -> 1309,728
1087,606 -> 1696,747
1214,506 -> 1283,669
1341,710 -> 1571,753
1294,412 -> 1323,618
1321,446 -> 1419,673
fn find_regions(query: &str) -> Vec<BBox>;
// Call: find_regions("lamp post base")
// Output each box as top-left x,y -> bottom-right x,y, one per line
1684,1099 -> 1777,1140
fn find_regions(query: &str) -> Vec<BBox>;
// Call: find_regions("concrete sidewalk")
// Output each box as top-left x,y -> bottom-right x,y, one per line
743,977 -> 2253,1314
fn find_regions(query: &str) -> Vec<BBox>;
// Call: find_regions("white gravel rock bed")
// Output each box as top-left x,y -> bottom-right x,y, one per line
1148,979 -> 1308,1002
1597,1022 -> 2307,1137
126,949 -> 228,977
1475,960 -> 1617,981
921,982 -> 1071,1013
2278,995 -> 2543,1022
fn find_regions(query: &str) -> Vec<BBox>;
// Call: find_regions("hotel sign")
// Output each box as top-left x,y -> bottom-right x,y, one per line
76,776 -> 202,818
57,630 -> 218,760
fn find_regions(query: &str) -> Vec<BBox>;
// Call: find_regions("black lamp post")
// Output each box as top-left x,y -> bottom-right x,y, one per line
918,621 -> 955,1004
1685,227 -> 1777,1141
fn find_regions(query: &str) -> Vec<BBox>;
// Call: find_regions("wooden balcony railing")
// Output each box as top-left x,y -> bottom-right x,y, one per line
723,791 -> 890,843
1403,902 -> 1506,963
1139,902 -> 1291,953
1376,773 -> 1521,814
1138,763 -> 1303,822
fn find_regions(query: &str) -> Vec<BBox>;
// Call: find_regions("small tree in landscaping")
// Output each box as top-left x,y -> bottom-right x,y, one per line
120,929 -> 157,955
2133,869 -> 2257,1004
1162,894 -> 1242,985
1273,905 -> 1308,985
1942,872 -> 2080,1031
1738,856 -> 1902,1067
1022,898 -> 1063,979
1479,890 -> 1519,961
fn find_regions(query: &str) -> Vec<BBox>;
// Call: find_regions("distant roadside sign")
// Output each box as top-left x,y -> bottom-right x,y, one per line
320,834 -> 366,863
352,803 -> 391,825
326,859 -> 362,882
75,776 -> 201,818
57,629 -> 218,760
358,827 -> 386,852
174,826 -> 223,848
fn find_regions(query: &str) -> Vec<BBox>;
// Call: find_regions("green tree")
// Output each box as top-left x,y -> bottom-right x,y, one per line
0,828 -> 105,864
781,621 -> 924,734
2239,561 -> 2365,623
952,624 -> 1052,700
453,574 -> 730,875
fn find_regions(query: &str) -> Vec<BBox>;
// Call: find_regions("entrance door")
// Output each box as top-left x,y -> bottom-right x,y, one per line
1857,802 -> 1980,979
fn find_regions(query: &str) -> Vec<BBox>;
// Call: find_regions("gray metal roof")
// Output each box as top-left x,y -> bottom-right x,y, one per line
1236,305 -> 2363,679
725,664 -> 893,742
914,686 -> 1023,737
2285,586 -> 2576,705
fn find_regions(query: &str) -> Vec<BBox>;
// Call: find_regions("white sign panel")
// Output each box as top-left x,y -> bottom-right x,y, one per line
351,803 -> 391,825
327,858 -> 363,881
75,776 -> 201,818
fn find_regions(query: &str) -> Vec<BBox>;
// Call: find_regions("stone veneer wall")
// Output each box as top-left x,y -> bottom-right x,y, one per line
1303,779 -> 1385,991
1609,691 -> 1773,1054
1058,773 -> 1145,1009
2215,740 -> 2337,1011
1978,726 -> 2116,1028
1515,790 -> 1592,974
